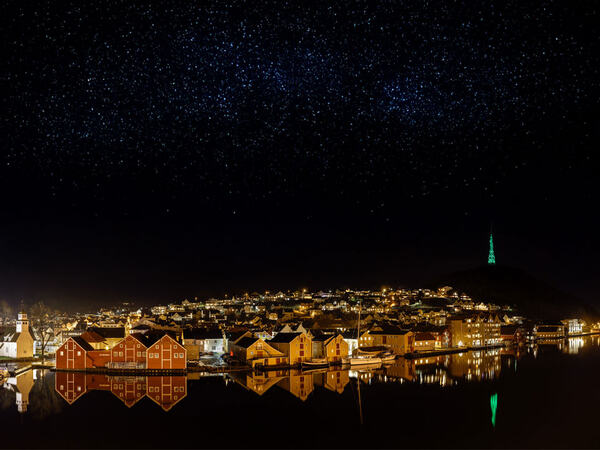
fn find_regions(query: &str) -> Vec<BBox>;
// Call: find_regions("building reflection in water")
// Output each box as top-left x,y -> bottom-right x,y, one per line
1,369 -> 38,413
54,373 -> 187,411
229,368 -> 349,401
1,336 -> 596,417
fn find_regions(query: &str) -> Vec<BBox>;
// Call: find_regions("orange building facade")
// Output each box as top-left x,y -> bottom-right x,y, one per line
146,335 -> 187,370
56,333 -> 187,371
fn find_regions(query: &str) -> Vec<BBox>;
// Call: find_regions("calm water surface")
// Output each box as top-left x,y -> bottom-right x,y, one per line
1,336 -> 599,448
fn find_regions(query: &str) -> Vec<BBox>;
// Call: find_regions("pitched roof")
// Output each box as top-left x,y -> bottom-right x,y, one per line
268,332 -> 302,344
411,323 -> 447,333
129,333 -> 153,347
234,337 -> 260,348
80,331 -> 106,343
144,330 -> 180,345
7,332 -> 21,342
184,328 -> 223,340
88,327 -> 126,339
537,325 -> 562,333
368,326 -> 411,336
414,332 -> 436,341
226,329 -> 250,342
71,336 -> 95,352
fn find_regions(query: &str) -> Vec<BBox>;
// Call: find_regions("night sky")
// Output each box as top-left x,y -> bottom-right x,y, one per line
1,0 -> 598,310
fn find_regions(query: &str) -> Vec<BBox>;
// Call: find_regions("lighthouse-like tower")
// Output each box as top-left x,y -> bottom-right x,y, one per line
488,231 -> 496,265
16,311 -> 29,333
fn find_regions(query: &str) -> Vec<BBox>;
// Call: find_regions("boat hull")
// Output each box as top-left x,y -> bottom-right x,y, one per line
349,357 -> 382,366
302,359 -> 329,368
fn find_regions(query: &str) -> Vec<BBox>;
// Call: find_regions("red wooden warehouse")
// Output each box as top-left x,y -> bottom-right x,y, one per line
146,334 -> 187,370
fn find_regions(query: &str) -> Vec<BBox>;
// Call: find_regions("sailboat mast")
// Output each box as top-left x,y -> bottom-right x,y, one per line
357,299 -> 361,349
357,376 -> 364,425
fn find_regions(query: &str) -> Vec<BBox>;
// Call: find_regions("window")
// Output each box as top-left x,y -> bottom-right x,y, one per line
180,353 -> 184,358
155,345 -> 159,349
173,345 -> 177,349
137,344 -> 140,348
119,352 -> 123,357
77,351 -> 81,356
174,353 -> 178,358
60,351 -> 64,356
155,353 -> 159,358
120,344 -> 123,348
137,351 -> 141,357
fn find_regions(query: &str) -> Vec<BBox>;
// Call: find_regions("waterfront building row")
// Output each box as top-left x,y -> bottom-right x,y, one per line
55,332 -> 186,370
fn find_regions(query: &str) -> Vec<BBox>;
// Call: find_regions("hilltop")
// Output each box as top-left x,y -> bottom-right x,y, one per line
429,264 -> 599,321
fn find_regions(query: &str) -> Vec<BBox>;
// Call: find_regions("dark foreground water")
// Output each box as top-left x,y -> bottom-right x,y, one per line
1,336 -> 599,448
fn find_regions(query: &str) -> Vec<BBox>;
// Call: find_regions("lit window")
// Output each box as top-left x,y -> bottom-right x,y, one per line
60,351 -> 64,356
77,351 -> 81,356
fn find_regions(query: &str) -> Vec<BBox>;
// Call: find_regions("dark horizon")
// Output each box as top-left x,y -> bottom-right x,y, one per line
1,0 -> 598,312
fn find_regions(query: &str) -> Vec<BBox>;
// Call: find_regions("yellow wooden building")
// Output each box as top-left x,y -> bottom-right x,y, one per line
312,334 -> 348,363
229,336 -> 288,368
267,332 -> 312,365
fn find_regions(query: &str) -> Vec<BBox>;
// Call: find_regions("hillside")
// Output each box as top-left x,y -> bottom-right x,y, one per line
429,264 -> 598,321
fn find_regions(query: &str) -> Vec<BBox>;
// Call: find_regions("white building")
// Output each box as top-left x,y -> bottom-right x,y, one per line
0,311 -> 35,359
562,319 -> 584,335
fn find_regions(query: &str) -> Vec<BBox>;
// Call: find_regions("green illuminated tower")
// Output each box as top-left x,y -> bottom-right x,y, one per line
488,231 -> 496,265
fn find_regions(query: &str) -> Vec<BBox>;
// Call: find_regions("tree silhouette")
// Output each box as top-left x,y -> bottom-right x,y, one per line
29,302 -> 55,362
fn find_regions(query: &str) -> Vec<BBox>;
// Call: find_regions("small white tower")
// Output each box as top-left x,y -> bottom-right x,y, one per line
16,311 -> 29,334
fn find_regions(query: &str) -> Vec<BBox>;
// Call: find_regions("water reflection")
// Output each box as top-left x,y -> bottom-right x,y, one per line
490,393 -> 498,428
0,336 -> 597,420
228,368 -> 350,400
54,373 -> 187,411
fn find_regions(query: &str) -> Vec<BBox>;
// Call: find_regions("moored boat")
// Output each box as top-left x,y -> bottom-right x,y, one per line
381,352 -> 396,363
301,358 -> 329,368
349,355 -> 382,366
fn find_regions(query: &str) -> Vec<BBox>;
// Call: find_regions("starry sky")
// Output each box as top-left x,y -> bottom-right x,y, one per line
1,0 -> 599,309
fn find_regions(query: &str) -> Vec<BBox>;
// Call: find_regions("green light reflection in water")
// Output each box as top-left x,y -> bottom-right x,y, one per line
490,393 -> 498,428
